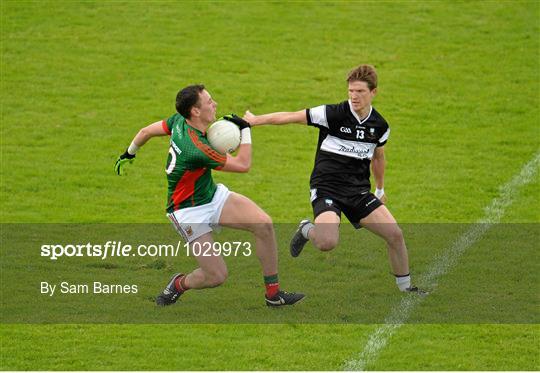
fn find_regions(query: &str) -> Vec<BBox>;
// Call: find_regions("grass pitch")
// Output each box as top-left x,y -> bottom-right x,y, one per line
1,0 -> 539,370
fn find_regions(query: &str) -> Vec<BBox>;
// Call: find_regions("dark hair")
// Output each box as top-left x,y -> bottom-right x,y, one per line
347,65 -> 378,90
176,84 -> 205,118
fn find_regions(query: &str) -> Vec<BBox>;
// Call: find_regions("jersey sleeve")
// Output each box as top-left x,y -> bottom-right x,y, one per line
377,125 -> 390,147
306,105 -> 329,129
307,103 -> 347,131
162,119 -> 172,135
162,113 -> 185,136
187,128 -> 227,170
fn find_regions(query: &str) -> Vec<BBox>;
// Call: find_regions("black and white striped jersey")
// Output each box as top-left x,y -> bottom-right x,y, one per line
306,100 -> 390,197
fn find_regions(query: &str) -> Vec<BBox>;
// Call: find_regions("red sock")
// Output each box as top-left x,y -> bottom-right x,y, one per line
265,282 -> 279,298
264,274 -> 280,298
174,275 -> 189,293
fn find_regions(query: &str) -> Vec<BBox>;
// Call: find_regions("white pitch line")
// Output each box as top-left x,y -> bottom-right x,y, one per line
343,151 -> 540,371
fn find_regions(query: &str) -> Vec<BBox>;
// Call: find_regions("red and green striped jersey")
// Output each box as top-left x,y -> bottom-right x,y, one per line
162,113 -> 226,212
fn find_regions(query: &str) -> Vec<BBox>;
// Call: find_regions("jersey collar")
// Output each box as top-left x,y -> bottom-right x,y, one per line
348,100 -> 372,125
185,120 -> 206,136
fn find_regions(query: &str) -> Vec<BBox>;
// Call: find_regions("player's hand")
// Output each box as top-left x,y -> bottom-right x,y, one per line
375,188 -> 387,203
224,114 -> 251,130
114,151 -> 136,176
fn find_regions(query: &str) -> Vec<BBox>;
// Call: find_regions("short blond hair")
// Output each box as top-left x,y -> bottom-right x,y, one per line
347,65 -> 378,90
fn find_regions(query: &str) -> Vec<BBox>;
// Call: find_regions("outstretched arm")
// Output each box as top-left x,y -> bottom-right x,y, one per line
243,110 -> 307,126
115,120 -> 168,175
130,120 -> 169,148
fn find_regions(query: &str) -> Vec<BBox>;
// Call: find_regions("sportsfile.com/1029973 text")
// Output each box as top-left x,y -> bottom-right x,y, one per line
40,241 -> 252,260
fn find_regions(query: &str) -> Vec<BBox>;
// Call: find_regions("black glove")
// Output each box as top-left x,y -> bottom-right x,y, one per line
114,150 -> 136,176
223,114 -> 251,130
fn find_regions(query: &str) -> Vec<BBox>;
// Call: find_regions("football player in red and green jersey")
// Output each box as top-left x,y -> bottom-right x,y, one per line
162,111 -> 227,212
115,84 -> 304,307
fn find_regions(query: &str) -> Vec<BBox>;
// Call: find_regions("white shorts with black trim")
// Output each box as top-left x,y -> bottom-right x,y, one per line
166,184 -> 231,243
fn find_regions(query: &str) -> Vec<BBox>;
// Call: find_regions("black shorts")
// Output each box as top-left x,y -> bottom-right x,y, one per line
311,192 -> 383,229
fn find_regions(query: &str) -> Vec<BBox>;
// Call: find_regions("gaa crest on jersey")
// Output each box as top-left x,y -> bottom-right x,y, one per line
325,199 -> 334,206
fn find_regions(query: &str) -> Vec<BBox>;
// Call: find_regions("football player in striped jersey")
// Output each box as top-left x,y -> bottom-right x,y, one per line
244,65 -> 426,295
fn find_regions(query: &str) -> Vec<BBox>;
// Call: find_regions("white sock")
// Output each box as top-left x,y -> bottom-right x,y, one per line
301,222 -> 314,239
395,274 -> 411,291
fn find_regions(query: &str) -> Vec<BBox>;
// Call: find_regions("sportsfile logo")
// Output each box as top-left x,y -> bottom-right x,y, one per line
40,241 -> 183,260
40,240 -> 253,260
